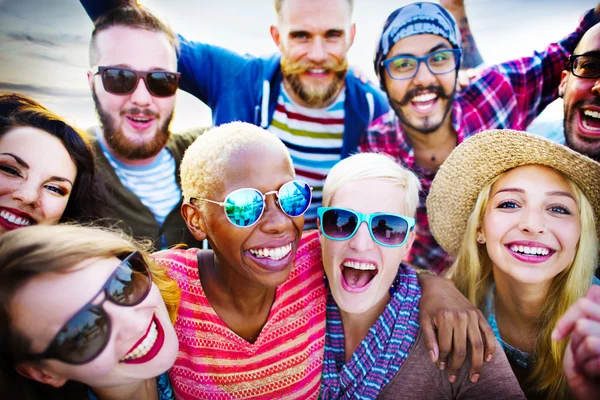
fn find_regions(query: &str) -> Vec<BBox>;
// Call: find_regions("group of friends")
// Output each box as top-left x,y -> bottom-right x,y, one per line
1,0 -> 600,399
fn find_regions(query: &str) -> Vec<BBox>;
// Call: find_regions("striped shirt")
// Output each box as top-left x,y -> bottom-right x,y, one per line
269,85 -> 345,229
153,230 -> 326,400
98,137 -> 181,228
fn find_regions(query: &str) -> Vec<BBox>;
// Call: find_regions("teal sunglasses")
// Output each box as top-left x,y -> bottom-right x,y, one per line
317,207 -> 415,247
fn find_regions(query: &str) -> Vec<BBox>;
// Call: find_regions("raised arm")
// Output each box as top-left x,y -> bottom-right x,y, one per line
416,270 -> 496,384
440,0 -> 484,69
78,0 -> 260,124
483,5 -> 600,128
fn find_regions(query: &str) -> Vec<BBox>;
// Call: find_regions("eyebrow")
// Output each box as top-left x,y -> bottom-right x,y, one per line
0,152 -> 73,186
0,152 -> 29,168
494,187 -> 576,201
391,42 -> 451,58
104,64 -> 172,72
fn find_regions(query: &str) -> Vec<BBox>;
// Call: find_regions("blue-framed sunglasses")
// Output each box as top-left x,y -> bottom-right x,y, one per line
317,207 -> 415,247
381,48 -> 461,80
191,180 -> 312,228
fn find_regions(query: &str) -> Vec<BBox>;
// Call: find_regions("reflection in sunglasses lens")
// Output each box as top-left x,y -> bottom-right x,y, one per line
371,215 -> 408,245
323,209 -> 358,238
55,308 -> 108,363
103,68 -> 138,94
279,181 -> 311,217
147,72 -> 178,96
225,189 -> 264,227
108,257 -> 149,305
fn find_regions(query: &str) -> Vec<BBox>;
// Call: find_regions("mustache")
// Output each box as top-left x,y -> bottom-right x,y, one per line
280,58 -> 349,76
119,108 -> 159,118
396,86 -> 449,106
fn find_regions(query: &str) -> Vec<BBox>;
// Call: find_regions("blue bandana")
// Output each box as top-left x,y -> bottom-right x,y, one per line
374,2 -> 461,83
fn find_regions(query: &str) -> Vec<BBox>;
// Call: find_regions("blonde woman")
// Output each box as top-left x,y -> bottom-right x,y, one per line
0,225 -> 180,399
427,129 -> 600,399
317,153 -> 524,399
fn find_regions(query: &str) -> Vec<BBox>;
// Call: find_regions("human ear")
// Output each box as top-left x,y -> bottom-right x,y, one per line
348,23 -> 356,48
15,363 -> 68,388
476,228 -> 486,244
270,25 -> 283,50
181,203 -> 208,241
558,70 -> 569,98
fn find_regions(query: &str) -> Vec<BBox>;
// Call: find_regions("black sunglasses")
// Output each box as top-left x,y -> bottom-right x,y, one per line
93,66 -> 180,97
22,251 -> 152,365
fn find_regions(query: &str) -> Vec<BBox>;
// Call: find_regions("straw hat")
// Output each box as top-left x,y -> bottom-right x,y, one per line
427,129 -> 600,257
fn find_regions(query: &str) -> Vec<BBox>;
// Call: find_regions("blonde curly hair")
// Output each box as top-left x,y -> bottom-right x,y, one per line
180,122 -> 294,210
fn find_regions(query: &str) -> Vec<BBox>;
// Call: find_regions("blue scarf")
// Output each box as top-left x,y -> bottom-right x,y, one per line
320,264 -> 421,399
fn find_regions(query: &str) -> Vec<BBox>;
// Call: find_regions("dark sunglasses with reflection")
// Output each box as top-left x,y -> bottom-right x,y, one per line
19,251 -> 152,365
92,66 -> 180,97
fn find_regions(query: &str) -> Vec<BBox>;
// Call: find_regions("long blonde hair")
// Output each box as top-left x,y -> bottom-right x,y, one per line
447,170 -> 598,398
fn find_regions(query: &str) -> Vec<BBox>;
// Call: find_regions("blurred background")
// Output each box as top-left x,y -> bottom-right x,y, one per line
0,0 -> 596,132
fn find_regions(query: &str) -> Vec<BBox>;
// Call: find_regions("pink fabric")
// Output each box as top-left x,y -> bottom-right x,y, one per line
153,231 -> 326,399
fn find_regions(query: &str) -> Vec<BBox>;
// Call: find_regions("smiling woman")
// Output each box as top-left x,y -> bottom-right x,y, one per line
0,224 -> 180,399
427,129 -> 600,399
0,92 -> 100,232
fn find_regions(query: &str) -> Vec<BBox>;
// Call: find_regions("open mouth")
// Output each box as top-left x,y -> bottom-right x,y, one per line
340,260 -> 378,292
410,92 -> 438,113
579,109 -> 600,136
0,208 -> 34,230
120,315 -> 165,364
125,115 -> 155,130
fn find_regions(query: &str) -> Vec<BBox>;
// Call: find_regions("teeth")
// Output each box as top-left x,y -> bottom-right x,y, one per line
0,210 -> 32,226
248,243 -> 293,261
309,68 -> 326,73
342,261 -> 377,271
584,110 -> 600,120
121,320 -> 158,361
412,92 -> 437,103
130,116 -> 150,122
509,245 -> 550,256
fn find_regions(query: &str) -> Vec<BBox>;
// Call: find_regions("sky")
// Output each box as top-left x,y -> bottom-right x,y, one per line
0,0 -> 597,132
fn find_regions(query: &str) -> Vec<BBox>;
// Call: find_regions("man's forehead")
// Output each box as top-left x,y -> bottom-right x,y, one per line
93,26 -> 177,69
279,0 -> 352,27
576,24 -> 600,54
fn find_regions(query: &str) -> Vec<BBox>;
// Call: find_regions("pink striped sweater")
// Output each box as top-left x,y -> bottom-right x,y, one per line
153,230 -> 326,399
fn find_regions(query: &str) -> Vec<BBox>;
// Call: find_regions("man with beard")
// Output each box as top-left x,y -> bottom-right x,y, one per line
559,24 -> 600,161
361,2 -> 600,273
88,6 -> 203,249
81,0 -> 391,229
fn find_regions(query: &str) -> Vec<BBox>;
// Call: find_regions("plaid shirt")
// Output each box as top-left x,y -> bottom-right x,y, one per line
360,9 -> 596,274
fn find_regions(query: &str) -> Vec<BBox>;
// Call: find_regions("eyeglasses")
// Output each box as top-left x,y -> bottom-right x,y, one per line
568,52 -> 600,79
381,49 -> 461,80
317,207 -> 415,247
23,251 -> 152,365
191,180 -> 312,228
92,66 -> 180,97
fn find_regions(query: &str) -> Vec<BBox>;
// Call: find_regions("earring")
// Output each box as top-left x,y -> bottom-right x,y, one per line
476,233 -> 485,244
